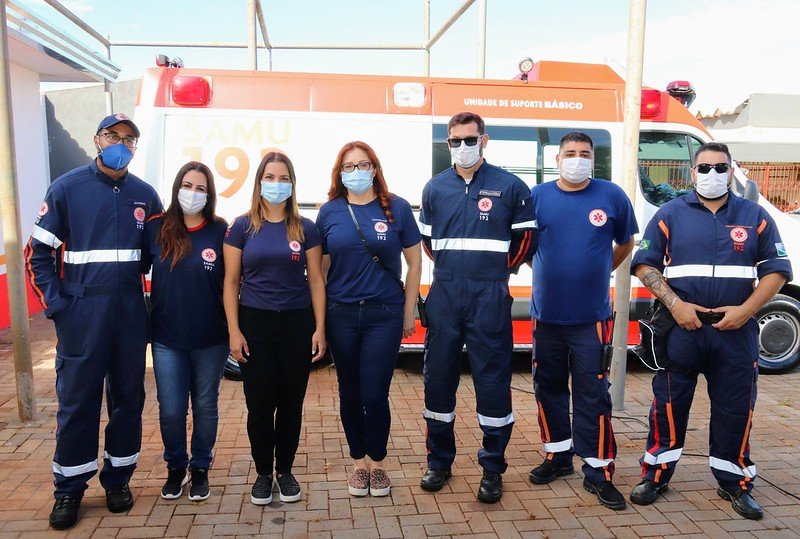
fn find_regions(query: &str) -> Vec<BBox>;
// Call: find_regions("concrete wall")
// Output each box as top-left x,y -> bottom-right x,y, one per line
44,79 -> 139,181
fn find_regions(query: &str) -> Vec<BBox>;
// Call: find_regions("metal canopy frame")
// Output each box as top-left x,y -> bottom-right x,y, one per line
110,0 -> 490,78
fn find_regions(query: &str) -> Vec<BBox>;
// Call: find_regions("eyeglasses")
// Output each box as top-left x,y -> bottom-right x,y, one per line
99,131 -> 138,148
341,161 -> 373,173
695,163 -> 729,174
446,136 -> 481,148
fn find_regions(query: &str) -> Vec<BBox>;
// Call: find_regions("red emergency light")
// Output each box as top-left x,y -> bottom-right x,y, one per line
170,76 -> 211,107
640,88 -> 662,118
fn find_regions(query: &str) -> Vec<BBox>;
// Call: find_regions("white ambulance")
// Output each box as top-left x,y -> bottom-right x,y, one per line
130,60 -> 800,372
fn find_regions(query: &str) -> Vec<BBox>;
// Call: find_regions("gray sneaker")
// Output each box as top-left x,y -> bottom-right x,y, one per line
251,475 -> 273,505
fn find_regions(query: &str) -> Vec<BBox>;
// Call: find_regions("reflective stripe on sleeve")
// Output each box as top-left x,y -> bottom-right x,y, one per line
511,219 -> 538,230
709,456 -> 756,478
476,412 -> 514,428
543,438 -> 572,453
103,451 -> 140,468
642,447 -> 683,465
63,249 -> 141,264
52,459 -> 98,477
663,264 -> 756,279
418,222 -> 432,235
431,238 -> 510,253
31,225 -> 63,248
423,408 -> 456,423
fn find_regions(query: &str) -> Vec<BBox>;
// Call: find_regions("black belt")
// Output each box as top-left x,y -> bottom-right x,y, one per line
696,311 -> 725,325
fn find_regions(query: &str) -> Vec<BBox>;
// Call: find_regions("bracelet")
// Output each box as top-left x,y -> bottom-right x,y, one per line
667,296 -> 678,310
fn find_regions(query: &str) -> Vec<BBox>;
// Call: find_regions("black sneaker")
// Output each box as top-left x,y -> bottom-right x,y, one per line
251,474 -> 273,505
276,473 -> 302,503
189,468 -> 210,502
477,470 -> 503,504
420,468 -> 452,492
161,468 -> 188,500
49,494 -> 82,530
528,459 -> 575,484
583,478 -> 626,511
105,484 -> 134,513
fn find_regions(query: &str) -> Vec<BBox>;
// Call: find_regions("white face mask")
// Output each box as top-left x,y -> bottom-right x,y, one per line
695,170 -> 730,199
178,188 -> 208,215
559,157 -> 593,184
450,139 -> 482,168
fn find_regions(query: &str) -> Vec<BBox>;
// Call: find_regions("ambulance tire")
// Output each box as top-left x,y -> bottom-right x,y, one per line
756,294 -> 800,373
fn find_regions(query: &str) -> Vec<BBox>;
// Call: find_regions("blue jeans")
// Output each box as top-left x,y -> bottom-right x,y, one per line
152,341 -> 228,470
326,301 -> 404,461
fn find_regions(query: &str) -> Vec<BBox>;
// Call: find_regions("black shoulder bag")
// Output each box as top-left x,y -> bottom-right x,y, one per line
346,203 -> 427,327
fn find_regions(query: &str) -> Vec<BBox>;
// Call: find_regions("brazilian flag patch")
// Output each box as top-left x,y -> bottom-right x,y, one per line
640,239 -> 651,251
776,242 -> 787,257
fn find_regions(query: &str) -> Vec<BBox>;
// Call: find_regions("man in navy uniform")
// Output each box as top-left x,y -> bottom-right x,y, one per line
418,111 -> 537,503
527,132 -> 637,511
630,142 -> 791,520
25,114 -> 162,529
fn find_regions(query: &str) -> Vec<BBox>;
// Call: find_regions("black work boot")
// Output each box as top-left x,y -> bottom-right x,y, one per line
630,480 -> 668,505
420,468 -> 452,492
528,459 -> 575,484
583,478 -> 626,510
49,494 -> 82,530
717,486 -> 763,520
476,470 -> 502,503
105,484 -> 134,513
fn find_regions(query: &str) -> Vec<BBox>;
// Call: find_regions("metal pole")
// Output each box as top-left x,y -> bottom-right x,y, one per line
0,1 -> 36,421
423,0 -> 430,76
104,42 -> 113,115
425,0 -> 476,49
254,1 -> 272,71
247,0 -> 257,70
477,0 -> 486,78
610,0 -> 647,412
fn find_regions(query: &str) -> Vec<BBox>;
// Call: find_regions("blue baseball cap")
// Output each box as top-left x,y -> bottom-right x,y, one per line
96,113 -> 140,138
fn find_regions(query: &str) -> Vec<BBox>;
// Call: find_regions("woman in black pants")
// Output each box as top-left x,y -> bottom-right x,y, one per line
223,152 -> 326,505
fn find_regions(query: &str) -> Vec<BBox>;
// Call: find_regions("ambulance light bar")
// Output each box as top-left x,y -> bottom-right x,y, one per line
666,80 -> 696,108
170,76 -> 211,107
640,88 -> 662,118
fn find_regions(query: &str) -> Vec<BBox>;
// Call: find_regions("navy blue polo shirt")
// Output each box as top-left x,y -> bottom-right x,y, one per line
419,162 -> 536,280
224,216 -> 322,311
531,179 -> 638,324
633,190 -> 792,308
316,196 -> 421,304
143,216 -> 228,350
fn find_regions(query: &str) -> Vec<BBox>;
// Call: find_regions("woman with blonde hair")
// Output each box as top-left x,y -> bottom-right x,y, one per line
316,141 -> 422,497
223,151 -> 326,505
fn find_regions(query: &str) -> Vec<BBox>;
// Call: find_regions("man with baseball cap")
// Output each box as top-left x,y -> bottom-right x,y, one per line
25,113 -> 162,529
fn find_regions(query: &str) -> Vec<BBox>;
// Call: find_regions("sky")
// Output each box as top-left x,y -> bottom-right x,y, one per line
29,0 -> 800,114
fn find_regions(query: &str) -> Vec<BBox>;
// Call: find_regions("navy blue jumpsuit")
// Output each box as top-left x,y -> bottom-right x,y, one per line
632,190 -> 792,492
419,162 -> 537,473
25,160 -> 162,497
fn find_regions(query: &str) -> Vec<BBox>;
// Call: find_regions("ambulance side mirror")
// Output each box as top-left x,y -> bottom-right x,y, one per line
743,179 -> 759,202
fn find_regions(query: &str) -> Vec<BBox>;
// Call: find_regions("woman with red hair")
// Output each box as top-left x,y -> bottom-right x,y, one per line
316,141 -> 422,497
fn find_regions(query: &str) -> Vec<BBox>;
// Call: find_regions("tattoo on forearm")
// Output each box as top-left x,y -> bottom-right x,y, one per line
640,268 -> 678,309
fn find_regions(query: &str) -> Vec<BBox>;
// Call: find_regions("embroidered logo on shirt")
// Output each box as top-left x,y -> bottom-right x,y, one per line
374,222 -> 388,233
133,207 -> 145,222
730,227 -> 748,252
38,201 -> 48,217
289,240 -> 302,261
201,248 -> 217,271
478,198 -> 493,212
589,209 -> 607,227
776,242 -> 787,257
479,189 -> 502,197
639,239 -> 651,251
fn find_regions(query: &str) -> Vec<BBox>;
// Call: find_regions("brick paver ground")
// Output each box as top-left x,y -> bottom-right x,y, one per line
1,314 -> 799,537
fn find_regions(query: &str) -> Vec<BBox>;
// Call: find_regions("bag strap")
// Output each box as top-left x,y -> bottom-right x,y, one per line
345,202 -> 404,293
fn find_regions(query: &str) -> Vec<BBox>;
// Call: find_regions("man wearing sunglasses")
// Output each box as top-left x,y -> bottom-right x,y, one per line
25,114 -> 163,529
418,112 -> 537,503
630,142 -> 791,519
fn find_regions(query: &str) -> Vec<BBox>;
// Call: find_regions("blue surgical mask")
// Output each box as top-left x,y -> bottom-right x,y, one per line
341,169 -> 374,195
98,143 -> 133,171
260,181 -> 292,204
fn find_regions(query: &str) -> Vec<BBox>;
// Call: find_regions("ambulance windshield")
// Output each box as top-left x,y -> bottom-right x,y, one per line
638,132 -> 704,207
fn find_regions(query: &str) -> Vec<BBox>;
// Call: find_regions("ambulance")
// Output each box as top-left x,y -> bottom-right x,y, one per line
129,60 -> 800,373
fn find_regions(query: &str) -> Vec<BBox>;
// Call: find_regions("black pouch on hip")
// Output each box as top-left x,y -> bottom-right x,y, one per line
417,294 -> 428,328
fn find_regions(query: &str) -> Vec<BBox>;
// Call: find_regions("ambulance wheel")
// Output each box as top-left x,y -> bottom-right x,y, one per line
223,355 -> 243,381
757,294 -> 800,373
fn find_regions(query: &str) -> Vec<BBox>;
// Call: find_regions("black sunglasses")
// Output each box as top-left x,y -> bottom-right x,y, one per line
446,136 -> 480,148
696,163 -> 729,174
